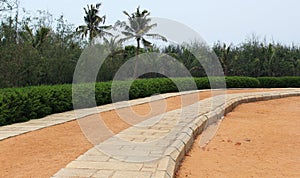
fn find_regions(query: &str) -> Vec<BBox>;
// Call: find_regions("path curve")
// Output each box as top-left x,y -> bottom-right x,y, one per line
0,88 -> 299,177
176,96 -> 300,177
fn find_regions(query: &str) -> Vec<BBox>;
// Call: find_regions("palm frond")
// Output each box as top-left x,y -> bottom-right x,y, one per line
121,31 -> 135,37
98,25 -> 112,30
119,6 -> 168,49
96,3 -> 101,9
98,30 -> 113,37
124,24 -> 135,33
142,10 -> 150,17
76,25 -> 87,31
119,36 -> 134,43
123,11 -> 131,18
115,20 -> 126,28
76,3 -> 112,42
24,25 -> 34,40
84,7 -> 88,16
146,33 -> 168,42
142,38 -> 152,47
139,23 -> 157,34
102,37 -> 109,44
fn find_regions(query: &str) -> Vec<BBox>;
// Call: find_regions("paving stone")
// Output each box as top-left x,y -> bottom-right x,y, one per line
53,168 -> 97,177
67,160 -> 143,171
157,157 -> 176,176
164,147 -> 180,162
77,155 -> 110,162
123,155 -> 161,163
169,139 -> 185,153
141,162 -> 158,172
91,170 -> 115,178
140,166 -> 157,172
85,148 -> 106,156
178,132 -> 194,153
112,171 -> 152,178
152,171 -> 170,178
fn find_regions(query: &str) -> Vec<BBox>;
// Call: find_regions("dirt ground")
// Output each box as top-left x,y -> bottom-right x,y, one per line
176,96 -> 300,178
0,89 -> 278,177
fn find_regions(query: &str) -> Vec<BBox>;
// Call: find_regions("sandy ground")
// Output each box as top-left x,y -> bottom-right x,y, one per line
0,89 -> 278,177
176,96 -> 300,178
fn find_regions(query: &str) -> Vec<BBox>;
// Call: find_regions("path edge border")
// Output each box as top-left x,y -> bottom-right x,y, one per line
159,90 -> 300,178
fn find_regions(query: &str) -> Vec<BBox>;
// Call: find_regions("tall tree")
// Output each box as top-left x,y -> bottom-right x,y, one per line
117,6 -> 167,77
103,35 -> 123,55
20,25 -> 51,49
76,3 -> 112,43
214,43 -> 231,76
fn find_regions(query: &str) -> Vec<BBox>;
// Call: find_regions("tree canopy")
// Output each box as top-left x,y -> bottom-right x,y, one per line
0,3 -> 299,89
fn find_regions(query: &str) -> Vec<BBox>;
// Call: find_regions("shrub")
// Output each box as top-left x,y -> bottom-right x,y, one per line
0,76 -> 298,126
226,76 -> 260,88
257,77 -> 300,88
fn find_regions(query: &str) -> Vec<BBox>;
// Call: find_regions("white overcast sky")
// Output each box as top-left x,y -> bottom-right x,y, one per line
19,0 -> 300,46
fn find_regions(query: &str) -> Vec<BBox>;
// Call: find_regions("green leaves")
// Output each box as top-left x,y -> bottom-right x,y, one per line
77,3 -> 111,42
120,6 -> 167,48
225,76 -> 260,88
0,76 -> 299,126
258,77 -> 300,88
213,38 -> 300,77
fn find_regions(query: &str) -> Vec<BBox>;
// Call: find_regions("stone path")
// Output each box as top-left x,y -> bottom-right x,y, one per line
50,89 -> 300,178
0,90 -> 200,141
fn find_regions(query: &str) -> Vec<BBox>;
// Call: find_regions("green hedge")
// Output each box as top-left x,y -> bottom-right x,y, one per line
0,76 -> 298,126
0,85 -> 73,125
258,77 -> 300,88
225,76 -> 260,88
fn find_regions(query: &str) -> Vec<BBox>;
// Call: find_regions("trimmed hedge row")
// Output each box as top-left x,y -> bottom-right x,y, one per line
0,76 -> 299,126
257,77 -> 300,88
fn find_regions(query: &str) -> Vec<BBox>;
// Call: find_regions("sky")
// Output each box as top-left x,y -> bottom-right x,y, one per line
19,0 -> 300,46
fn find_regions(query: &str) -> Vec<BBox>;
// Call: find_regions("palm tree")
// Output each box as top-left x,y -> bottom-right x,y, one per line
20,25 -> 51,49
117,6 -> 167,77
219,43 -> 231,76
76,3 -> 112,43
103,35 -> 123,55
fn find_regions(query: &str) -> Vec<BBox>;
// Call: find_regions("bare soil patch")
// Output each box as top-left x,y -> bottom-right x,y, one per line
176,96 -> 300,178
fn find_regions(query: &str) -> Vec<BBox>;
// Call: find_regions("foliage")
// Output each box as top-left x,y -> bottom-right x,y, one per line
0,84 -> 72,125
117,6 -> 167,77
1,4 -> 300,89
0,12 -> 82,88
1,3 -> 300,129
258,77 -> 300,88
213,38 -> 300,77
225,76 -> 260,88
2,76 -> 298,126
76,3 -> 112,43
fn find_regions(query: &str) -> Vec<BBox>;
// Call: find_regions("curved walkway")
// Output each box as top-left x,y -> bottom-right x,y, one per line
48,89 -> 300,178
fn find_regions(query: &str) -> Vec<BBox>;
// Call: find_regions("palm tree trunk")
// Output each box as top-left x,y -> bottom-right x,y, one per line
224,64 -> 228,76
133,38 -> 140,78
89,32 -> 92,43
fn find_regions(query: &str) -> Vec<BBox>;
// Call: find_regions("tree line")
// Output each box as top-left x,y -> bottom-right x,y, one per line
0,1 -> 299,88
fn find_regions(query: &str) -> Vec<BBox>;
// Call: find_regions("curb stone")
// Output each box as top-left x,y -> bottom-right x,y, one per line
51,89 -> 300,178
